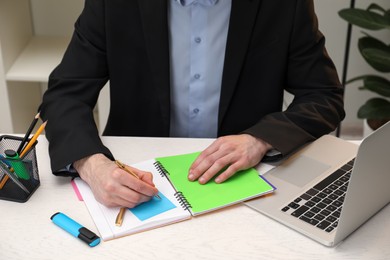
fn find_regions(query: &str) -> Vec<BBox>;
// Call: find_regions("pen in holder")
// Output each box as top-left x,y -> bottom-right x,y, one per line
0,135 -> 40,202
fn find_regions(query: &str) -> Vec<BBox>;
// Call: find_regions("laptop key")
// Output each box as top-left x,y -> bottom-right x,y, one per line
281,206 -> 290,212
326,205 -> 338,212
291,206 -> 310,217
294,198 -> 302,203
340,185 -> 348,192
325,226 -> 334,233
288,202 -> 300,209
299,216 -> 319,226
304,201 -> 316,207
317,193 -> 327,199
332,211 -> 341,218
306,189 -> 319,196
311,196 -> 322,203
310,207 -> 321,213
316,202 -> 327,209
323,188 -> 333,194
304,211 -> 315,218
317,220 -> 331,230
332,200 -> 343,207
334,189 -> 344,196
328,194 -> 339,200
326,216 -> 337,223
320,209 -> 331,216
314,214 -> 325,221
300,193 -> 312,201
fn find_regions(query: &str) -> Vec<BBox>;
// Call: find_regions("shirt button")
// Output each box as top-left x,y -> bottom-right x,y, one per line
194,74 -> 201,79
193,108 -> 200,114
194,37 -> 201,43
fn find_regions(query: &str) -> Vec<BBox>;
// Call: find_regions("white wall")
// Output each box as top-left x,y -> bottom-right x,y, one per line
314,0 -> 390,129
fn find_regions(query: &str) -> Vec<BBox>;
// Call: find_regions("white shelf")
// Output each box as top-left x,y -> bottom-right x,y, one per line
6,36 -> 70,82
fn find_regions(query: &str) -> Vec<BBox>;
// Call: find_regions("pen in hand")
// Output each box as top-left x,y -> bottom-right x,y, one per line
114,160 -> 161,226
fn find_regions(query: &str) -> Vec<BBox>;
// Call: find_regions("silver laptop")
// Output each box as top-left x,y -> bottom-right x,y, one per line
245,121 -> 390,247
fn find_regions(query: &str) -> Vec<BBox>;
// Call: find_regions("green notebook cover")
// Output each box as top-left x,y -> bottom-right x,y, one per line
156,152 -> 275,215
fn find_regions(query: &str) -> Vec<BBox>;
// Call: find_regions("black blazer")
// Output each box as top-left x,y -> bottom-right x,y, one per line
40,0 -> 345,175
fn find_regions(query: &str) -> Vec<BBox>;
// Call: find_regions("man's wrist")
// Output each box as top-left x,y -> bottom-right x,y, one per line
73,153 -> 108,180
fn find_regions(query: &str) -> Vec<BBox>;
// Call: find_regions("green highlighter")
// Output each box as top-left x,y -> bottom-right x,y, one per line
4,149 -> 30,180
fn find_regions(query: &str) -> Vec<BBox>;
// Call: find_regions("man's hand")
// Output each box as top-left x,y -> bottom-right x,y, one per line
74,154 -> 159,208
188,134 -> 272,184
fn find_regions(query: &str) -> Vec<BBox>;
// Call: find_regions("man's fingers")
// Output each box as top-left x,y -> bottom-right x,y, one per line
120,170 -> 158,197
214,161 -> 245,183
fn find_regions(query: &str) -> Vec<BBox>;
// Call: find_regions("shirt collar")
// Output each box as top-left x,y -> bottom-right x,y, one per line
176,0 -> 218,7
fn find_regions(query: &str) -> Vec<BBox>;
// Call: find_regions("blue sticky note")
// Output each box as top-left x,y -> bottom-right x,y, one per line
129,192 -> 176,221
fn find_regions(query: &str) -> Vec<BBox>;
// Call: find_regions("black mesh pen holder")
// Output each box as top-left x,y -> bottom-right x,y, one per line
0,135 -> 40,202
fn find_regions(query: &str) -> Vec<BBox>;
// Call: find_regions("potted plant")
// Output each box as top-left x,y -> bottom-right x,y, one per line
339,3 -> 390,132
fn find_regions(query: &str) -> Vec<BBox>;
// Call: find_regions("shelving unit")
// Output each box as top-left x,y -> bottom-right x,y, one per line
0,0 -> 108,133
6,36 -> 71,82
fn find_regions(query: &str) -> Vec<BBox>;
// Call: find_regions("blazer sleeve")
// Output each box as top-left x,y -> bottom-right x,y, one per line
244,0 -> 345,160
39,0 -> 113,176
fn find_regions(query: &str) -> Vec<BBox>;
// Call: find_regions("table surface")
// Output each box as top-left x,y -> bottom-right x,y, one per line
1,135 -> 389,260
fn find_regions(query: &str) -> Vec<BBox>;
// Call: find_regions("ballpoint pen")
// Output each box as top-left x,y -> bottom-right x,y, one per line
114,160 -> 161,226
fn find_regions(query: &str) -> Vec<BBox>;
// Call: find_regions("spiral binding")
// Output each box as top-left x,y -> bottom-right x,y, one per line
153,161 -> 170,177
154,160 -> 192,211
174,191 -> 192,211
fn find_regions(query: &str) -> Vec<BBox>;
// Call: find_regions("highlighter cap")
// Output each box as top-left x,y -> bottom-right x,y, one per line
78,227 -> 101,247
4,149 -> 18,158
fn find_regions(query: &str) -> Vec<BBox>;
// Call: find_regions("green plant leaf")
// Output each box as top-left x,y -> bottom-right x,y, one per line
357,98 -> 390,119
362,48 -> 390,72
385,9 -> 390,21
367,4 -> 386,13
363,76 -> 390,97
346,74 -> 378,84
339,9 -> 390,30
358,36 -> 389,53
358,37 -> 390,72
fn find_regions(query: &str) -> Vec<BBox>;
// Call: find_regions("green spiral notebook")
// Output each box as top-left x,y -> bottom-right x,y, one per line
75,152 -> 275,240
156,152 -> 276,215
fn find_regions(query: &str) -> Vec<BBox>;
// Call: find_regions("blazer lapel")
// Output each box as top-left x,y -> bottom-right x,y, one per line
138,0 -> 171,130
218,0 -> 262,127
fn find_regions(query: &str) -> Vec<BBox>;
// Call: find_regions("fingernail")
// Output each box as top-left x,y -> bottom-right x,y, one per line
215,177 -> 221,183
188,173 -> 194,181
199,177 -> 205,184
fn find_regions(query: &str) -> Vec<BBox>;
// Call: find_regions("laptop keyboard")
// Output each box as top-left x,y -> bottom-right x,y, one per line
281,159 -> 355,233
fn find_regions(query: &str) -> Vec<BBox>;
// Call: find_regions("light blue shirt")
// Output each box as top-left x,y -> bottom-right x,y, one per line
168,0 -> 232,138
64,0 -> 232,172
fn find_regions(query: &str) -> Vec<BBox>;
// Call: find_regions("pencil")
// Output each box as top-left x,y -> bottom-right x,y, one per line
16,112 -> 40,154
0,155 -> 13,189
0,175 -> 9,189
114,160 -> 161,226
20,121 -> 47,158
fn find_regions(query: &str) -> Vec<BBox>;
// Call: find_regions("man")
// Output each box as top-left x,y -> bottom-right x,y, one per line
40,0 -> 345,209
